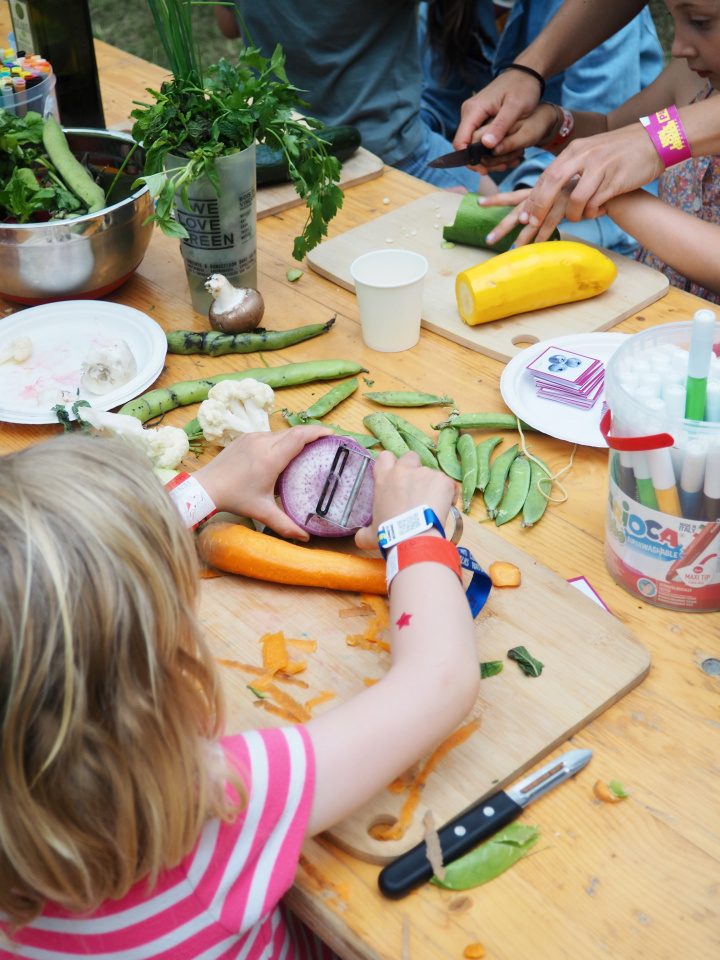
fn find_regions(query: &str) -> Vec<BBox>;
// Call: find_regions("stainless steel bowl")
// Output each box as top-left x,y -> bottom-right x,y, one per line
0,128 -> 153,305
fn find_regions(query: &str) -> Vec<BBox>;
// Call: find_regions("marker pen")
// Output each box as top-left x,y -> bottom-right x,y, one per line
685,308 -> 716,420
702,441 -> 720,521
678,439 -> 707,520
704,379 -> 720,422
640,372 -> 663,398
647,447 -> 682,516
663,383 -> 687,420
632,451 -> 659,511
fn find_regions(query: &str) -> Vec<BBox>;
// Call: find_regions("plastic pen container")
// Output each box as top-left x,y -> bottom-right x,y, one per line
0,70 -> 58,120
603,318 -> 720,612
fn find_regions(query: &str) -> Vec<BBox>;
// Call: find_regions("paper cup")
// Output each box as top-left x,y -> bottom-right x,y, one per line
350,249 -> 428,352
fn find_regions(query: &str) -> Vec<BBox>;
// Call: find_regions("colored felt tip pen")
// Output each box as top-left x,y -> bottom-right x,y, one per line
646,448 -> 682,517
685,309 -> 716,420
702,441 -> 720,521
632,451 -> 659,511
678,439 -> 707,521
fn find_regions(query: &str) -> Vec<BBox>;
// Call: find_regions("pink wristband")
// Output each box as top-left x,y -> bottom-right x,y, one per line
165,472 -> 217,530
640,105 -> 692,168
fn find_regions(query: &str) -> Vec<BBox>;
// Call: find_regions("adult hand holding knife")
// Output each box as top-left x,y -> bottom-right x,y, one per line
378,748 -> 592,899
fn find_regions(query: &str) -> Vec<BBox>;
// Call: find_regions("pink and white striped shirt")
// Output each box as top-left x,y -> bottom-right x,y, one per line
1,727 -> 332,960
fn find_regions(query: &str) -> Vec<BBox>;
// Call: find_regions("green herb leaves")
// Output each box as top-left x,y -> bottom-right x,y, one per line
132,3 -> 343,259
480,660 -> 503,678
430,823 -> 541,891
507,645 -> 544,677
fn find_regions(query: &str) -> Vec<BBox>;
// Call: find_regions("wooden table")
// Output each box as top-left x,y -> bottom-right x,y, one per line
0,11 -> 718,959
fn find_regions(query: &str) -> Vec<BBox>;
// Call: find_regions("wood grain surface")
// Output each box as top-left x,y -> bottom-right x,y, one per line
0,8 -> 717,959
307,192 -> 670,363
200,513 -> 648,864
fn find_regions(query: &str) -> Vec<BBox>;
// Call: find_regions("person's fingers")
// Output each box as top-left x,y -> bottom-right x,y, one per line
483,205 -> 524,245
477,188 -> 532,208
256,501 -> 313,541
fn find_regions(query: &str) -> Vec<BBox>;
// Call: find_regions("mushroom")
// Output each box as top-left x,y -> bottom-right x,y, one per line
205,274 -> 265,334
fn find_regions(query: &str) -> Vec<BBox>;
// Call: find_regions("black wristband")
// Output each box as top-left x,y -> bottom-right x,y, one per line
493,63 -> 546,99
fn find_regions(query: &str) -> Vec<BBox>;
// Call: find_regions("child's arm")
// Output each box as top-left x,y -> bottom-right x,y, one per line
304,452 -> 479,837
606,190 -> 720,297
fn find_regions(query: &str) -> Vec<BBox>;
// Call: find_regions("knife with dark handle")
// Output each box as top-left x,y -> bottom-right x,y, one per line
426,140 -> 495,169
378,748 -> 592,899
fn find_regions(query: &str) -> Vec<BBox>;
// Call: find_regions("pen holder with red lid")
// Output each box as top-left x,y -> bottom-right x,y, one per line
603,320 -> 720,612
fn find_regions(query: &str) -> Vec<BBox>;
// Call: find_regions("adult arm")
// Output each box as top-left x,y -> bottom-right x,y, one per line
305,453 -> 479,837
214,3 -> 240,39
454,0 -> 647,154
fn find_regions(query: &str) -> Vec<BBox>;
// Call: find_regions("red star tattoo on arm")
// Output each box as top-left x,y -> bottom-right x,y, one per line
396,612 -> 412,629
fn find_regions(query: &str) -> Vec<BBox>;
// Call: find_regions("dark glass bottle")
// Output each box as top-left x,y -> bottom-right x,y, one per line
9,0 -> 106,128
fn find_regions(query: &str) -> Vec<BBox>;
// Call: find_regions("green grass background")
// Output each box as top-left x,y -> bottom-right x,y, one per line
89,1 -> 674,71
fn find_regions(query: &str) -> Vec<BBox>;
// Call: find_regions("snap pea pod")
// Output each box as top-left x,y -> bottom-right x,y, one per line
302,377 -> 358,418
362,413 -> 410,457
384,412 -> 437,450
119,359 -> 368,423
166,319 -> 335,356
283,411 -> 380,449
457,433 -> 478,514
436,426 -> 462,481
483,444 -> 519,517
433,412 -> 533,431
522,456 -> 553,527
495,455 -> 531,526
401,429 -> 439,469
475,437 -> 503,491
364,391 -> 455,407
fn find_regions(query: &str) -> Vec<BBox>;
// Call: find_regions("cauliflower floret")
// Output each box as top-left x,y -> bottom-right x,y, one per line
77,408 -> 190,469
197,378 -> 275,446
81,340 -> 137,395
0,336 -> 32,365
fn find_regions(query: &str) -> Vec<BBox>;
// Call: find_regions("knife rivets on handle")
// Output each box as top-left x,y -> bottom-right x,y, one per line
454,825 -> 467,836
483,806 -> 495,816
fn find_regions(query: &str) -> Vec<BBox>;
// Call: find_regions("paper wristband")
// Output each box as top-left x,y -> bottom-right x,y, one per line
165,472 -> 217,530
385,537 -> 462,589
548,105 -> 574,148
385,538 -> 492,619
639,106 -> 692,168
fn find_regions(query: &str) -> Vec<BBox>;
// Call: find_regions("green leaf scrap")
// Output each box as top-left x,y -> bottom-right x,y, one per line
608,779 -> 629,799
286,268 -> 303,282
480,660 -> 503,679
431,823 -> 541,891
507,645 -> 544,677
247,685 -> 268,699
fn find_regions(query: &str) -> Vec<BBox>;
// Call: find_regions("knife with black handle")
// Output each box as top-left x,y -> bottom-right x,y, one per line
378,748 -> 592,899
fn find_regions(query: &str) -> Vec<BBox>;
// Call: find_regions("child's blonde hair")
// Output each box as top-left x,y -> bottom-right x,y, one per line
0,435 -> 242,928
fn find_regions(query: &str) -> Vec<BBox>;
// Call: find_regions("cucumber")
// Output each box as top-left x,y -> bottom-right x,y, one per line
256,125 -> 362,186
442,194 -> 560,254
41,116 -> 106,213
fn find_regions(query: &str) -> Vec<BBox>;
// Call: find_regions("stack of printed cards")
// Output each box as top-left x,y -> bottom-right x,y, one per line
527,346 -> 604,410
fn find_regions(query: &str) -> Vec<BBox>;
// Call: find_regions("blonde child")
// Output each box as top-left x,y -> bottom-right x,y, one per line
478,0 -> 720,301
0,429 -> 478,957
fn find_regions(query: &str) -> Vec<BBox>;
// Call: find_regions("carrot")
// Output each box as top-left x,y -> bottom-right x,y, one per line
197,522 -> 387,594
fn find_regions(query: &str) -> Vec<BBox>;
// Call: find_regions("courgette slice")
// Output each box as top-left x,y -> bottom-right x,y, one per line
442,193 -> 560,253
257,125 -> 362,186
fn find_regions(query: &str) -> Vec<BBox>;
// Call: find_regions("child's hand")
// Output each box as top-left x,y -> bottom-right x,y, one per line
478,180 -> 576,246
354,451 -> 459,551
194,425 -> 332,540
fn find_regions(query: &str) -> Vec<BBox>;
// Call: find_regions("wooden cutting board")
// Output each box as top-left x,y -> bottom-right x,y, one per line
306,192 -> 669,364
199,514 -> 649,865
257,147 -> 384,219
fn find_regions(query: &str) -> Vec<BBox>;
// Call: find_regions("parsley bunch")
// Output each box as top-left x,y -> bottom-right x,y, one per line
131,0 -> 344,260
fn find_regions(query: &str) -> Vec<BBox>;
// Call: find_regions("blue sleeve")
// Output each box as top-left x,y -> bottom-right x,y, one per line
418,1 -> 497,140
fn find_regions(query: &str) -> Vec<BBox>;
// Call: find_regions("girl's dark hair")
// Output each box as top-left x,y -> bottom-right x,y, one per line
424,0 -> 495,86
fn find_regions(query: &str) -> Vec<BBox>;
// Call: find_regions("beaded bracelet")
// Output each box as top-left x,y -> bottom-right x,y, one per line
639,105 -> 692,168
493,63 -> 546,100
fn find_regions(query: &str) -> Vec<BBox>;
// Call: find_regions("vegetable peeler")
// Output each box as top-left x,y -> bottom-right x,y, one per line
310,442 -> 375,531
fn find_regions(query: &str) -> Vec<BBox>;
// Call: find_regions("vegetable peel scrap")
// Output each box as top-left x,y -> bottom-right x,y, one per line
346,594 -> 391,652
371,720 -> 479,841
507,645 -> 544,677
431,823 -> 541,890
489,561 -> 521,587
594,779 -> 629,803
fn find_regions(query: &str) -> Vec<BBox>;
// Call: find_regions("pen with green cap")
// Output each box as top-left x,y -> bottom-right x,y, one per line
685,309 -> 716,421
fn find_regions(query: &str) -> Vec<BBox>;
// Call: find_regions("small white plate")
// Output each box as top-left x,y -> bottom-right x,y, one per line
500,332 -> 629,448
0,301 -> 167,424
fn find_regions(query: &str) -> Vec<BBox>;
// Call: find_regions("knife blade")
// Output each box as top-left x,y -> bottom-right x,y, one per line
377,748 -> 592,899
426,140 -> 495,169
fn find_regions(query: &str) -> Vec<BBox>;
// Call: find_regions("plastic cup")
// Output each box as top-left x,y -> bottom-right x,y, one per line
350,249 -> 428,352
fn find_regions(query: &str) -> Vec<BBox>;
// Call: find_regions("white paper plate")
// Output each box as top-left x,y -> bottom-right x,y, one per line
0,301 -> 167,424
500,332 -> 629,448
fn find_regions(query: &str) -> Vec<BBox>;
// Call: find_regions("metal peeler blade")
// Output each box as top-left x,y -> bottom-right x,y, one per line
308,443 -> 375,531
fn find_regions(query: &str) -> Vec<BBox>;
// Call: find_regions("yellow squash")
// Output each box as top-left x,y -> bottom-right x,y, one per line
455,240 -> 617,326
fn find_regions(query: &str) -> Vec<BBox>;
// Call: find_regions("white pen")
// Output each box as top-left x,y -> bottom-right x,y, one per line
679,439 -> 707,520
